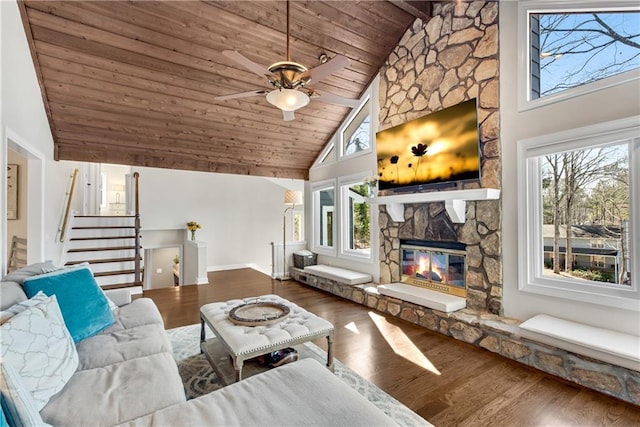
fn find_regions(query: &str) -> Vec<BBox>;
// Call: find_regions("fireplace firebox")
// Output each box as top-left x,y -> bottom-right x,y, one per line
400,240 -> 467,297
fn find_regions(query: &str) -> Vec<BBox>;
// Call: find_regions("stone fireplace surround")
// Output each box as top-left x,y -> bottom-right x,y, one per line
380,199 -> 502,314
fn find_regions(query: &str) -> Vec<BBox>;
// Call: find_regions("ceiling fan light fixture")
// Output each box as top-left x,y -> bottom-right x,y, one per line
266,89 -> 310,112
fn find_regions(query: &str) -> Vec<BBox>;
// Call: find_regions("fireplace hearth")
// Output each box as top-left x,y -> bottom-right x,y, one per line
400,240 -> 467,297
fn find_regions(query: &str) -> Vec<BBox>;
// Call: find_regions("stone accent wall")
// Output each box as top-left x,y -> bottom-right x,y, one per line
290,268 -> 640,406
378,1 -> 502,314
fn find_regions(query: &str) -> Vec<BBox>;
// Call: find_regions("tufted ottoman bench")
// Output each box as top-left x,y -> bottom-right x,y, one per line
200,294 -> 334,383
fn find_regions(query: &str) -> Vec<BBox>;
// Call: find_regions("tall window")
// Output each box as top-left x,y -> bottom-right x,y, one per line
342,100 -> 371,156
518,117 -> 639,310
341,181 -> 371,257
520,2 -> 640,109
311,182 -> 336,254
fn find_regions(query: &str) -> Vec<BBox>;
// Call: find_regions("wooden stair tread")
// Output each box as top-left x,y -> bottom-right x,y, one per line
67,245 -> 141,253
101,283 -> 142,291
72,226 -> 136,230
65,257 -> 136,265
75,215 -> 135,218
94,269 -> 136,277
70,236 -> 136,241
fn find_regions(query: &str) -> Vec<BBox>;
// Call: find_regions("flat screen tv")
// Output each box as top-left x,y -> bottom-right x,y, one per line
376,98 -> 481,194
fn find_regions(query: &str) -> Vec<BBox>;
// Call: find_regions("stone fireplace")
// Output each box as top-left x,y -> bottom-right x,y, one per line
377,1 -> 502,314
400,239 -> 467,298
380,200 -> 501,314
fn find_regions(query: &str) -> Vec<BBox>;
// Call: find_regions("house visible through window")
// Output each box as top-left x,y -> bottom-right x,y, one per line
529,9 -> 640,100
518,117 -> 638,310
541,143 -> 630,285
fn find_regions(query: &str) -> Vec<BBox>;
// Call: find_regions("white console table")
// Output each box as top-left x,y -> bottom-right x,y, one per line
366,188 -> 500,223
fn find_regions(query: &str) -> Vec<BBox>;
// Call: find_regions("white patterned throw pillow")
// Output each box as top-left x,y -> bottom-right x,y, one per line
0,291 -> 49,325
1,294 -> 79,411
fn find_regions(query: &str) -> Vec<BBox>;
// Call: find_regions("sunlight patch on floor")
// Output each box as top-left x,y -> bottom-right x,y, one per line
344,321 -> 360,334
369,311 -> 441,375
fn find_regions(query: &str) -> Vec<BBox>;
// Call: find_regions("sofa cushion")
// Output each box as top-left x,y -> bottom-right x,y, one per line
1,261 -> 59,285
23,265 -> 115,343
0,361 -> 51,427
0,294 -> 78,411
105,298 -> 165,333
0,281 -> 27,312
76,323 -> 173,371
40,352 -> 186,427
117,359 -> 396,427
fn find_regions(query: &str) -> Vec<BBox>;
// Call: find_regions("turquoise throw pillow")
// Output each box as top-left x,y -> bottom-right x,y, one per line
23,266 -> 115,343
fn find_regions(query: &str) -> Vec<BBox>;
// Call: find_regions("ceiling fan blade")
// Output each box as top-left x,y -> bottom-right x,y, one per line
214,89 -> 268,101
222,50 -> 272,78
312,90 -> 360,108
299,55 -> 351,84
282,110 -> 295,121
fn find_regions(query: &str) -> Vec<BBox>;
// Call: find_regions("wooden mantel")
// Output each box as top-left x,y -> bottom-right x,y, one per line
366,188 -> 501,223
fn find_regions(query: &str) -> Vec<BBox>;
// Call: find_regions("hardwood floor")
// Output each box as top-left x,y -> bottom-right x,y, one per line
143,268 -> 640,426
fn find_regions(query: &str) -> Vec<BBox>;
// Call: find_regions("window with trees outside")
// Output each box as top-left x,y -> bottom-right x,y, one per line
520,3 -> 640,108
517,117 -> 639,310
342,100 -> 371,156
341,181 -> 371,258
311,182 -> 336,254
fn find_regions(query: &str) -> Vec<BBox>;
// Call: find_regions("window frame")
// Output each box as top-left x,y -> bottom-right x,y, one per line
517,116 -> 640,311
338,173 -> 375,263
517,1 -> 640,112
311,179 -> 337,256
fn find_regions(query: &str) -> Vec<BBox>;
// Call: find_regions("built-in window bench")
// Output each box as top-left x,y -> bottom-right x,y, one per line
290,264 -> 371,296
519,314 -> 640,372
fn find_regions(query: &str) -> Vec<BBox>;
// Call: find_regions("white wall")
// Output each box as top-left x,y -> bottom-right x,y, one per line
135,166 -> 298,275
1,0 -> 81,269
1,0 -> 302,277
500,2 -> 640,334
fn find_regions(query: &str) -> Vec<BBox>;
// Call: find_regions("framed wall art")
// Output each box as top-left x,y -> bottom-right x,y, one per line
7,164 -> 18,220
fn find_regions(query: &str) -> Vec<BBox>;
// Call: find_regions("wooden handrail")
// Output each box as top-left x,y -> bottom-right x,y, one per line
133,172 -> 142,286
59,168 -> 79,243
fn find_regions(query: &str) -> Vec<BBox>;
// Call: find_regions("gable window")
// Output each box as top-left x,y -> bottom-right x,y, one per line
518,117 -> 639,310
342,100 -> 371,157
519,2 -> 640,110
311,181 -> 336,255
340,179 -> 372,259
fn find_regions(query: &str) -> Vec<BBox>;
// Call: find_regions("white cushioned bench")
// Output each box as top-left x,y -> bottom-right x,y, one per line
519,314 -> 640,371
303,265 -> 372,285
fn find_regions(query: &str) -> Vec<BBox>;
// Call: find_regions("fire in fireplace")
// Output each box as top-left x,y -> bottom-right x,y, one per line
400,240 -> 467,297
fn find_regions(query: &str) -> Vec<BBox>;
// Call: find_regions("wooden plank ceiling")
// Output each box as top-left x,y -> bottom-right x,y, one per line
19,1 -> 429,179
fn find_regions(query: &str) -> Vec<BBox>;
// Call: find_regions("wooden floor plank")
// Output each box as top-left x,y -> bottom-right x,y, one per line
143,269 -> 640,426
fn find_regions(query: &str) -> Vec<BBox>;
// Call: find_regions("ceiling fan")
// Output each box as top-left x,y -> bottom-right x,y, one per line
214,0 -> 359,121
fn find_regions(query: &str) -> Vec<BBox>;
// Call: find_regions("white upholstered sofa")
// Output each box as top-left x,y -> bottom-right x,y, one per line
0,263 -> 396,426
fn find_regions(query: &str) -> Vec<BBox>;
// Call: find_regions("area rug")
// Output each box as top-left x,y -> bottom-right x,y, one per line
167,324 -> 431,427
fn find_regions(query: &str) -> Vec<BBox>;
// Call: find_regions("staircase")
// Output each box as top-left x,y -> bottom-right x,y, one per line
63,215 -> 143,294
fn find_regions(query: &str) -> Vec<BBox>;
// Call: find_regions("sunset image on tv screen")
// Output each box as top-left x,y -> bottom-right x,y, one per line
376,99 -> 480,191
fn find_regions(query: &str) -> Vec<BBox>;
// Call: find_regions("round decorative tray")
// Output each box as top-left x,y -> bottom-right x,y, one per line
228,301 -> 290,326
